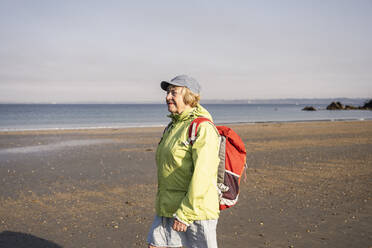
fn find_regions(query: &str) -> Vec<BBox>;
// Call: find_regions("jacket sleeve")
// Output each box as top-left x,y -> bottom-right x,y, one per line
174,122 -> 220,225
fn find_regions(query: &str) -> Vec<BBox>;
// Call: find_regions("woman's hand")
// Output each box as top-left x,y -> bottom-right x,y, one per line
172,219 -> 187,232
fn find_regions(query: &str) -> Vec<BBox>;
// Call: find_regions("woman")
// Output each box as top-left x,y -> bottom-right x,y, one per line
147,75 -> 221,248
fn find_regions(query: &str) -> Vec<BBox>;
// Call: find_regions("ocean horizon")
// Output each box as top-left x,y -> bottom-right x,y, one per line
1,103 -> 372,132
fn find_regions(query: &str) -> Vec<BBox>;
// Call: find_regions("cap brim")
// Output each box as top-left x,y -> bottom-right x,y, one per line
160,81 -> 170,91
161,80 -> 188,91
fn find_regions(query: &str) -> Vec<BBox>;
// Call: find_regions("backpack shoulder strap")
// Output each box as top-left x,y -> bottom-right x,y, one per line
188,117 -> 214,145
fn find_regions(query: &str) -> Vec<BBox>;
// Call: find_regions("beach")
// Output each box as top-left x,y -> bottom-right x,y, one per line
0,121 -> 371,248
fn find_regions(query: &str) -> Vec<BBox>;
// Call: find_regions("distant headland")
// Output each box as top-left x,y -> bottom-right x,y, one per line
0,98 -> 370,105
201,98 -> 369,105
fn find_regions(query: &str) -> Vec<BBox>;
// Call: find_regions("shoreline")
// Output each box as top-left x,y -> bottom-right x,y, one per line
1,118 -> 371,134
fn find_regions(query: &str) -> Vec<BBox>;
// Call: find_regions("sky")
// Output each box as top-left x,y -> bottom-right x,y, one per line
0,0 -> 371,103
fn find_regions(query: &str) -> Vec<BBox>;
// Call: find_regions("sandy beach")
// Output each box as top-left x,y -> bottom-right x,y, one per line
0,121 -> 371,248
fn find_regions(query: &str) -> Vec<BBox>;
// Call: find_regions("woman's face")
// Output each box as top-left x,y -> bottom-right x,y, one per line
166,86 -> 189,114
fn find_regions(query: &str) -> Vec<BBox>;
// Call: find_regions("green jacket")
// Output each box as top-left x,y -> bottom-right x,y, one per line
155,104 -> 220,225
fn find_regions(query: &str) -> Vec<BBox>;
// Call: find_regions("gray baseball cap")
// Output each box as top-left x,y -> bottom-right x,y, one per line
161,75 -> 201,94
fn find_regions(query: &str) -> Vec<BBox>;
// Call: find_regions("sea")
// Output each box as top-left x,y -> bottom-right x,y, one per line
0,103 -> 372,132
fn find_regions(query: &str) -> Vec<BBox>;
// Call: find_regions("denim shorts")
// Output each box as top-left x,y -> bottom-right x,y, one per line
147,215 -> 218,248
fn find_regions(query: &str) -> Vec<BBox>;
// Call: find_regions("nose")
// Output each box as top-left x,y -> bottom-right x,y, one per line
166,92 -> 173,101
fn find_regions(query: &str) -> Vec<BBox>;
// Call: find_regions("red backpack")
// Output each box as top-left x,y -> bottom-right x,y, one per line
188,117 -> 247,210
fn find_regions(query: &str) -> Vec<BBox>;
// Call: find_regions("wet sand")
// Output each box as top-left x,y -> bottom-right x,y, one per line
0,121 -> 371,247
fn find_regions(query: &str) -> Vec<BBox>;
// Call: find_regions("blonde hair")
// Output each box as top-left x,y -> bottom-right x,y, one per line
183,87 -> 200,107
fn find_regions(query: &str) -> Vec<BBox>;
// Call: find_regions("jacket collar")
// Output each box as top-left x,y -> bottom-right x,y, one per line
168,107 -> 196,123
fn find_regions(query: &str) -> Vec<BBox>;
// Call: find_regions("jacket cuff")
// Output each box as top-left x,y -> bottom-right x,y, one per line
173,213 -> 192,226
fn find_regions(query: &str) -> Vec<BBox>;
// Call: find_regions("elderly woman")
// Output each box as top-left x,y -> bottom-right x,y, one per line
147,75 -> 221,248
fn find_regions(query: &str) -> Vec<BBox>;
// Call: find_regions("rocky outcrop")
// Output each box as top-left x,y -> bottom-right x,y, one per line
302,106 -> 316,111
344,105 -> 358,110
327,101 -> 344,110
361,100 -> 372,110
326,100 -> 371,110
